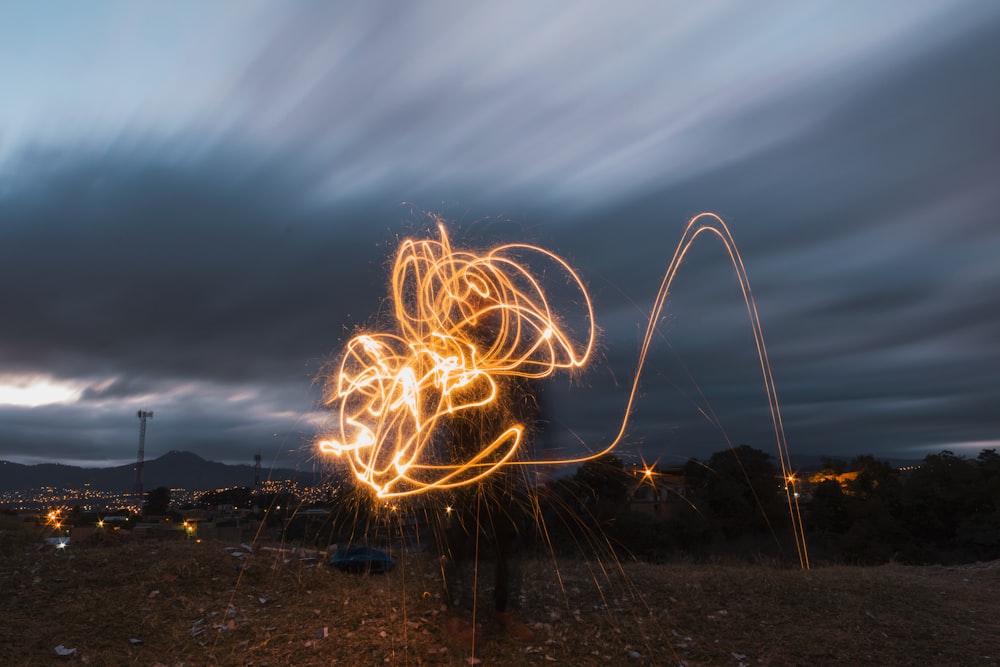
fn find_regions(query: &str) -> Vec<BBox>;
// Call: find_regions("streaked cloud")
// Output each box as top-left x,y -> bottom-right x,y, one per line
1,2 -> 998,467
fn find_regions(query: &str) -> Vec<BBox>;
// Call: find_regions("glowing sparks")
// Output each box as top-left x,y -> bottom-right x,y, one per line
319,220 -> 594,498
318,213 -> 809,568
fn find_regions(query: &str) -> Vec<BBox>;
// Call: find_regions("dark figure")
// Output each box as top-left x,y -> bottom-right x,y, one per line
440,375 -> 538,646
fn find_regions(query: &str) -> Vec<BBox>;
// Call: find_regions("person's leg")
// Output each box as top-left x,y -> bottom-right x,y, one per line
490,497 -> 534,641
441,492 -> 479,647
491,502 -> 515,611
442,497 -> 476,611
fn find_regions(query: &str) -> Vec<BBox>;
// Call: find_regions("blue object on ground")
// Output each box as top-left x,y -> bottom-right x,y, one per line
329,545 -> 395,574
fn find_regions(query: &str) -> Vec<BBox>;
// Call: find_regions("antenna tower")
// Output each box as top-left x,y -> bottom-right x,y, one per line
254,452 -> 262,488
133,410 -> 154,509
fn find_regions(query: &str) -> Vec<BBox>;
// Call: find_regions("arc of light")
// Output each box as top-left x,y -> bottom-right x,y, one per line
318,214 -> 808,569
517,212 -> 808,567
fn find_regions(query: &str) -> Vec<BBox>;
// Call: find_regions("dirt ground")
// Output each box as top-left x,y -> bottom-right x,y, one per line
2,532 -> 999,666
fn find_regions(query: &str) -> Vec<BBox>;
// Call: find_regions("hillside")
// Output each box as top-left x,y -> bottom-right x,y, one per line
1,526 -> 997,666
0,450 -> 316,492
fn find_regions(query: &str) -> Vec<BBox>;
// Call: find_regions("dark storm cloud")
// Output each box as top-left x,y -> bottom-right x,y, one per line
0,143 -> 556,464
0,146 -> 384,464
80,376 -> 162,402
1,3 -> 999,469
0,146 -> 386,381
536,12 -> 1000,462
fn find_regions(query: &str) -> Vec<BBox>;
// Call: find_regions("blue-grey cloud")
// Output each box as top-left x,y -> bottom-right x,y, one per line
1,3 -> 999,470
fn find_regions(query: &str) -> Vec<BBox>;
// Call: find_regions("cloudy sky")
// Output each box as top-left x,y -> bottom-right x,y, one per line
1,2 -> 998,473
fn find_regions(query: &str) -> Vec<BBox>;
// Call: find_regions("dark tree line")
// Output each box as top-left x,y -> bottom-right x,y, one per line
807,449 -> 1000,564
176,447 -> 1000,566
537,446 -> 1000,566
537,447 -> 791,562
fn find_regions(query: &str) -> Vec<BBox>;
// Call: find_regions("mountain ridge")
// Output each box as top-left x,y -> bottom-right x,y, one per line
0,450 -> 318,492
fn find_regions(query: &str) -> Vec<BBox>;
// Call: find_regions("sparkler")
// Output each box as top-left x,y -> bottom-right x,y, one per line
319,213 -> 808,567
318,218 -> 595,498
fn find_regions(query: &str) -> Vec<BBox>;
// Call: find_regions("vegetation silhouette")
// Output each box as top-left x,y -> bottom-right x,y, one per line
183,445 -> 1000,569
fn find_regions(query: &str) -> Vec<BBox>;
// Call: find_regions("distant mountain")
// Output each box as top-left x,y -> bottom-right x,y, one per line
0,450 -> 322,493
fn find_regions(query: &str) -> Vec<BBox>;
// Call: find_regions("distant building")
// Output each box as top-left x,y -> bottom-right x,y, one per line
626,465 -> 687,519
808,470 -> 859,489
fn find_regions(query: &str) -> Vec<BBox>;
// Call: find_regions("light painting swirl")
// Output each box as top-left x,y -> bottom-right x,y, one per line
319,213 -> 808,568
318,219 -> 595,499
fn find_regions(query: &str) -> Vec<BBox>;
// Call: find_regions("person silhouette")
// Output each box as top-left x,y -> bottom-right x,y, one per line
439,291 -> 537,646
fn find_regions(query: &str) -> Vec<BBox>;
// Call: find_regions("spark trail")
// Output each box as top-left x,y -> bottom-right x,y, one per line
318,213 -> 809,568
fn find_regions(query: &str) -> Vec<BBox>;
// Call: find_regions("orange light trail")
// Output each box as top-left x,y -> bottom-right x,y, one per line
318,213 -> 809,568
318,218 -> 595,499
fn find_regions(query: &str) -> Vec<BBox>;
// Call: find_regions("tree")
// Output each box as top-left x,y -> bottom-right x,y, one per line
902,451 -> 974,545
819,457 -> 847,475
144,486 -> 172,516
809,479 -> 850,534
847,454 -> 898,500
574,454 -> 630,507
689,445 -> 783,539
197,486 -> 255,510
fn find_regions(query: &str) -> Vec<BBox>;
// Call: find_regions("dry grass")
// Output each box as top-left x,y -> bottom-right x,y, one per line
2,527 -> 998,666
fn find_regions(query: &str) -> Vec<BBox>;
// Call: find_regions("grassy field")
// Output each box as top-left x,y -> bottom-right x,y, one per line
2,525 -> 999,666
